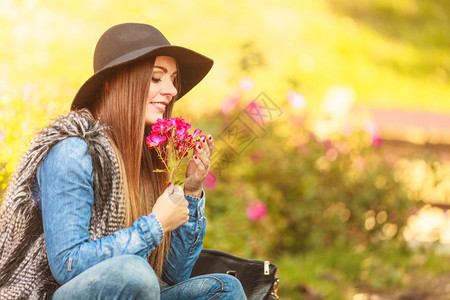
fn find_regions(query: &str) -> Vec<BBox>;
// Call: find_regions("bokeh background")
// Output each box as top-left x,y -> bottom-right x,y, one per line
1,0 -> 449,299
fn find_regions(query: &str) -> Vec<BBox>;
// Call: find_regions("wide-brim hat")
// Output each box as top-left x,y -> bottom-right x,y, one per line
71,23 -> 213,110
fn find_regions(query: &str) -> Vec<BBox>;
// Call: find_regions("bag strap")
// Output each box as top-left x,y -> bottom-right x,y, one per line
269,276 -> 280,299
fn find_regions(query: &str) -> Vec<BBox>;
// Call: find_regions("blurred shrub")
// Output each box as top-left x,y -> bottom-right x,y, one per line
0,84 -> 431,260
0,162 -> 8,195
0,86 -> 63,194
194,89 -> 420,259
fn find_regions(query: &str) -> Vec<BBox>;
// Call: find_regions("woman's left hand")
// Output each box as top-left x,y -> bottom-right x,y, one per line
184,134 -> 214,197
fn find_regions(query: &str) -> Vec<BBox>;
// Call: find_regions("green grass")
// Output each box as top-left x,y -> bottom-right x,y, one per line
276,245 -> 450,299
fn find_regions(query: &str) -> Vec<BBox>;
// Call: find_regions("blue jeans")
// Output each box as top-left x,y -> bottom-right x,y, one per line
52,255 -> 246,300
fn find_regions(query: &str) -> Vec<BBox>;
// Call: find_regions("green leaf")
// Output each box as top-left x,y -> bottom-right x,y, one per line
173,179 -> 184,186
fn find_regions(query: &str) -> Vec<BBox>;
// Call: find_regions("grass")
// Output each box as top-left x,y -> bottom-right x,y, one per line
276,244 -> 450,299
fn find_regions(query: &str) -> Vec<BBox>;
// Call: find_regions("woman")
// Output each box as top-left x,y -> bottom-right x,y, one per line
0,23 -> 246,299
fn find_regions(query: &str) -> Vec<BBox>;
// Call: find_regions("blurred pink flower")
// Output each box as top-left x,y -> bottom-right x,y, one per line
363,120 -> 383,147
326,148 -> 338,162
354,157 -> 366,172
322,139 -> 333,150
249,151 -> 265,163
246,101 -> 261,113
246,101 -> 266,125
246,201 -> 268,221
287,91 -> 306,109
204,170 -> 218,190
240,78 -> 254,92
221,92 -> 240,114
335,142 -> 350,155
371,135 -> 383,147
0,129 -> 4,143
22,84 -> 38,102
289,115 -> 306,127
297,145 -> 309,157
342,123 -> 353,136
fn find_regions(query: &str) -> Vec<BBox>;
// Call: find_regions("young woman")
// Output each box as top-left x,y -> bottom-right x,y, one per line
0,23 -> 246,299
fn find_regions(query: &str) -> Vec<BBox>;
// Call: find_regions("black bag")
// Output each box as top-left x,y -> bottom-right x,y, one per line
191,249 -> 279,300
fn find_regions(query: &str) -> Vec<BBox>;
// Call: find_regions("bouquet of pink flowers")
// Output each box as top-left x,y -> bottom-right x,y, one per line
146,117 -> 202,185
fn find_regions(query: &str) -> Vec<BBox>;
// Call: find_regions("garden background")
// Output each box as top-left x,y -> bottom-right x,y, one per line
1,0 -> 449,299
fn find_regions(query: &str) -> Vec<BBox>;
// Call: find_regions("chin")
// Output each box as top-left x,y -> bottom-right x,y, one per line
145,119 -> 156,126
146,115 -> 163,126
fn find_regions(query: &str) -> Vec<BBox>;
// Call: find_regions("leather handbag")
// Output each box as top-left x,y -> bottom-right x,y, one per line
191,249 -> 279,300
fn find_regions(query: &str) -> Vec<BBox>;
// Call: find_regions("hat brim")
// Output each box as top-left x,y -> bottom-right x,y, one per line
71,45 -> 213,110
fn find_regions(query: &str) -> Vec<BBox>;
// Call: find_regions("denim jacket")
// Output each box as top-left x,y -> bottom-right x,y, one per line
35,137 -> 206,285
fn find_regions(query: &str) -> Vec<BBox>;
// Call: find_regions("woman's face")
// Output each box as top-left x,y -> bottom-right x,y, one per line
145,56 -> 178,126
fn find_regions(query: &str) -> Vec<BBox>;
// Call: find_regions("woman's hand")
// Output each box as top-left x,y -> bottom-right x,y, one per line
152,184 -> 189,232
184,134 -> 214,197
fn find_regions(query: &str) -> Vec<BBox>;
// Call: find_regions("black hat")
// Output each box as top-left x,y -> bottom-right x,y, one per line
71,23 -> 213,110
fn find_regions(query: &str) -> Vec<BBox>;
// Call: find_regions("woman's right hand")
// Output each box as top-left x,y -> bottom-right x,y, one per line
152,183 -> 189,233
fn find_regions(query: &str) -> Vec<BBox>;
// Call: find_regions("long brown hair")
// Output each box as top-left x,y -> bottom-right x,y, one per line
88,57 -> 178,277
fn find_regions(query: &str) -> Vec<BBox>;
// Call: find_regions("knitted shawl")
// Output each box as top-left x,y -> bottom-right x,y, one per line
0,110 -> 125,299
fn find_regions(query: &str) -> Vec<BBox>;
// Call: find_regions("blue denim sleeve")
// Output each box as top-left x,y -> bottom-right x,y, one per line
162,190 -> 207,285
37,137 -> 164,284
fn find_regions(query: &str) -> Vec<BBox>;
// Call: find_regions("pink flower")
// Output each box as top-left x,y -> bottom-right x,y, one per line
342,123 -> 353,136
249,151 -> 265,163
363,121 -> 383,147
221,92 -> 240,114
322,139 -> 333,150
354,157 -> 366,172
146,133 -> 167,148
240,78 -> 254,92
246,201 -> 268,221
176,127 -> 188,141
204,171 -> 218,190
246,101 -> 261,113
287,91 -> 306,109
193,129 -> 202,137
168,118 -> 177,128
326,148 -> 338,162
246,101 -> 266,126
146,117 -> 202,184
22,84 -> 38,102
371,135 -> 383,147
174,117 -> 191,131
151,119 -> 169,135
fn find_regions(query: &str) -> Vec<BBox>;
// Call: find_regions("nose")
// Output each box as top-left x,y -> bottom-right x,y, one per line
161,79 -> 178,97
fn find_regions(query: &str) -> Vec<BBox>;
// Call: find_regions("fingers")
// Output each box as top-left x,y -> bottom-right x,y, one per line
169,185 -> 188,207
153,189 -> 190,232
184,135 -> 214,196
165,182 -> 175,194
173,185 -> 183,194
192,154 -> 208,176
195,135 -> 214,158
193,148 -> 208,172
206,134 -> 214,155
193,134 -> 213,170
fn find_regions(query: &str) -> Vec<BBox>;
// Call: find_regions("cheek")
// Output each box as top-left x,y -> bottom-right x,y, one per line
147,85 -> 159,101
145,104 -> 157,126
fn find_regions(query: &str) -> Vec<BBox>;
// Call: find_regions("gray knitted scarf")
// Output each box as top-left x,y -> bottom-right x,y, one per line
0,110 -> 125,299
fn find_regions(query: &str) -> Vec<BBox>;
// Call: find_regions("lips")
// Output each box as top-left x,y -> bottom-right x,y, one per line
150,101 -> 168,112
152,102 -> 166,108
